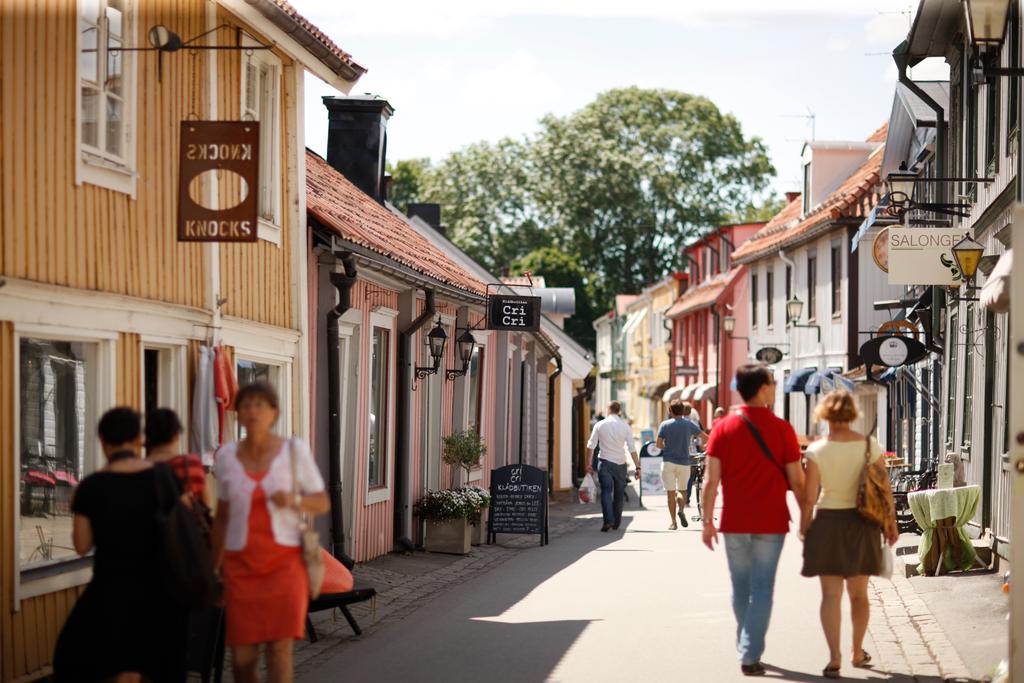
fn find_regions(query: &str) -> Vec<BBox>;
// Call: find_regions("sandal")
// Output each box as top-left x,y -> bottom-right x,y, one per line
822,664 -> 841,679
853,650 -> 872,668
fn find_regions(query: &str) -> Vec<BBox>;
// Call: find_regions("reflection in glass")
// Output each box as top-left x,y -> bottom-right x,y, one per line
19,339 -> 94,569
368,328 -> 389,488
467,347 -> 484,435
236,360 -> 278,439
106,36 -> 122,96
80,87 -> 99,148
105,95 -> 122,156
79,23 -> 98,84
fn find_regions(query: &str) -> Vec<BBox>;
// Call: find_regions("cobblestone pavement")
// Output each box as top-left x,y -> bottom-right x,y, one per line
867,570 -> 977,682
292,505 -> 589,677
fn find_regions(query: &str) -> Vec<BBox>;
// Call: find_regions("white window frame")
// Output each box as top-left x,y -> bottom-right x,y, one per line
366,309 -> 397,504
240,38 -> 283,245
466,331 -> 491,482
139,338 -> 188,427
75,0 -> 138,196
231,352 -> 293,438
13,324 -> 116,603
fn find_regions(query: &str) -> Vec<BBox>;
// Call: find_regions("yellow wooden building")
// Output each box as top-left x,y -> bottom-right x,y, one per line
0,1 -> 363,678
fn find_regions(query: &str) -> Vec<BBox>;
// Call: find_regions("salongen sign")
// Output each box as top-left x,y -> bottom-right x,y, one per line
887,227 -> 968,285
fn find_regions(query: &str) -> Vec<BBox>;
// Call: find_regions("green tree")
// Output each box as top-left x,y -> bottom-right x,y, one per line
512,248 -> 599,347
386,157 -> 431,214
419,138 -> 546,273
729,193 -> 787,224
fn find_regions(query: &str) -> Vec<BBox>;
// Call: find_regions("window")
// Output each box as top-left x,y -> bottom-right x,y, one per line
985,53 -> 1001,173
142,345 -> 186,427
751,272 -> 759,328
807,253 -> 817,322
368,327 -> 390,489
241,47 -> 283,239
785,264 -> 792,302
466,347 -> 485,436
830,244 -> 842,316
766,270 -> 774,327
961,305 -> 975,458
946,312 -> 959,446
802,163 -> 811,215
19,339 -> 101,570
77,0 -> 135,193
1010,4 -> 1020,141
965,56 -> 979,200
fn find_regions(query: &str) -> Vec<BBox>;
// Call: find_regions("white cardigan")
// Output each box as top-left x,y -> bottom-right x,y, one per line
215,438 -> 325,551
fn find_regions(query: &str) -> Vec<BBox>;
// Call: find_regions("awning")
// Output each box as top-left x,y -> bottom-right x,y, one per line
878,367 -> 897,382
692,383 -> 717,402
618,308 -> 648,341
52,470 -> 79,486
851,200 -> 898,252
662,383 -> 686,403
804,371 -> 829,395
22,470 -> 55,487
981,249 -> 1011,313
805,370 -> 855,395
680,383 -> 700,401
648,381 -> 671,399
783,367 -> 817,394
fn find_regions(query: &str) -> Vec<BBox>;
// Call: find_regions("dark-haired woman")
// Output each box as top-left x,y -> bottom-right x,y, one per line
211,382 -> 328,683
146,407 -> 212,510
800,390 -> 899,679
53,407 -> 187,683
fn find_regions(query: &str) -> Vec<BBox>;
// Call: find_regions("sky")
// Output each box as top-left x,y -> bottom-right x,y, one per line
296,0 -> 949,195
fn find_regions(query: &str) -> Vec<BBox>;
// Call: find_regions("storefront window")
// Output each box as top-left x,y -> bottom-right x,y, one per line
467,347 -> 485,436
368,328 -> 390,488
961,305 -> 975,457
19,338 -> 98,569
946,312 -> 959,447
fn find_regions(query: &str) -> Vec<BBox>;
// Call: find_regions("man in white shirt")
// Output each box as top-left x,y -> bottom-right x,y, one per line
586,401 -> 641,531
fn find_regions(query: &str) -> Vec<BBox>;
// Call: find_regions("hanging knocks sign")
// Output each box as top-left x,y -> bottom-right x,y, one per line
178,121 -> 259,243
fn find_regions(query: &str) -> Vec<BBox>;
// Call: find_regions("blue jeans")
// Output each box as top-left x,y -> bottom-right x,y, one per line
597,460 -> 627,526
723,533 -> 786,665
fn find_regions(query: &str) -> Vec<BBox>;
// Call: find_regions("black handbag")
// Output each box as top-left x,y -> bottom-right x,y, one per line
154,462 -> 216,608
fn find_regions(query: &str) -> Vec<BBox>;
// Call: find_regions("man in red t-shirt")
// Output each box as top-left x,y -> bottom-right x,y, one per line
701,364 -> 804,676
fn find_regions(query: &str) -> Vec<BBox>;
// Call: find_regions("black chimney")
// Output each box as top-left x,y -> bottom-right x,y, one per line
323,96 -> 394,203
407,203 -> 445,237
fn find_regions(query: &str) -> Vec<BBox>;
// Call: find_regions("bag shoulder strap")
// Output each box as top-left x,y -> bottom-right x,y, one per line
288,437 -> 298,497
864,435 -> 872,465
153,461 -> 181,513
738,412 -> 786,478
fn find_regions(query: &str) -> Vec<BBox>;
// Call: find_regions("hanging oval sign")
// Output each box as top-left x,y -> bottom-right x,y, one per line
755,347 -> 784,364
859,334 -> 928,369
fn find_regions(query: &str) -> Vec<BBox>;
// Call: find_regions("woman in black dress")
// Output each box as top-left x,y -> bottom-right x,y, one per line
53,407 -> 187,683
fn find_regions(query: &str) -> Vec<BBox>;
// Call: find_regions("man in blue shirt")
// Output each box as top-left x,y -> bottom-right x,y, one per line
657,399 -> 707,529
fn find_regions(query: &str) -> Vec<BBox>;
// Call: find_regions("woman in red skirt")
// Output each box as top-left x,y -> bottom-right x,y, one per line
211,382 -> 328,683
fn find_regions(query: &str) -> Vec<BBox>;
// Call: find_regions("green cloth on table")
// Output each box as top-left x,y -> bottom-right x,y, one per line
907,485 -> 980,575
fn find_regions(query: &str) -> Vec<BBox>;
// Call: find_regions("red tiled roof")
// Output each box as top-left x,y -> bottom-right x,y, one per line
732,123 -> 888,263
665,267 -> 742,318
306,151 -> 485,295
265,0 -> 367,77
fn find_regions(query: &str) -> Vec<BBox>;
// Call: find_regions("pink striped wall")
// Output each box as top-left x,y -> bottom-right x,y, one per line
350,279 -> 400,563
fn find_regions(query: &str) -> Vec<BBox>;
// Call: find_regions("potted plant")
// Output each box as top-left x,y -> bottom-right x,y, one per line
415,489 -> 474,555
442,429 -> 486,488
463,486 -> 491,546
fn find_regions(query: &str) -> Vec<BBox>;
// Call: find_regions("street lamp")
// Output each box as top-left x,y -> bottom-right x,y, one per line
446,329 -> 477,380
951,234 -> 986,282
785,296 -> 821,342
964,0 -> 1010,47
147,25 -> 183,52
413,320 -> 447,389
887,167 -> 918,206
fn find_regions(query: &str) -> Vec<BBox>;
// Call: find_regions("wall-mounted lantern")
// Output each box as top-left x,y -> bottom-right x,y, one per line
785,296 -> 821,342
948,234 -> 987,303
722,315 -> 750,351
413,319 -> 447,389
446,329 -> 477,381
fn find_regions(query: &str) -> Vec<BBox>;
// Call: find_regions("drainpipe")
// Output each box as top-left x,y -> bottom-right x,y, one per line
327,252 -> 357,567
894,42 -> 947,203
394,289 -> 436,551
547,355 -> 563,497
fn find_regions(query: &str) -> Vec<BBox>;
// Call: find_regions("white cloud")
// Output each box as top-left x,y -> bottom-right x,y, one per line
293,0 -> 890,38
827,37 -> 851,51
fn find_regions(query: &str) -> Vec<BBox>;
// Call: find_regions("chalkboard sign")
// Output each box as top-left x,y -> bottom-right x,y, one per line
488,464 -> 549,546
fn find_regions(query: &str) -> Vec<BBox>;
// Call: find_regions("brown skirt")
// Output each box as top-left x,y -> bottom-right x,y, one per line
802,508 -> 883,577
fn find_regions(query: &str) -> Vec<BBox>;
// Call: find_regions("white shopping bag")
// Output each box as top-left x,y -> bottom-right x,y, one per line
879,541 -> 894,580
578,473 -> 598,504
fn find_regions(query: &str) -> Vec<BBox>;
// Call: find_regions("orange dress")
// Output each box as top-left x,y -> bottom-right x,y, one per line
223,471 -> 308,646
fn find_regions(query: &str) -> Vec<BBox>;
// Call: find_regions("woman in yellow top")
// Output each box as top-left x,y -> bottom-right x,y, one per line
800,390 -> 898,679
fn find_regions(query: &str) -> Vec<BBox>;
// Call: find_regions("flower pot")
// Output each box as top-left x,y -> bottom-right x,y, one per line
470,510 -> 488,546
425,518 -> 471,555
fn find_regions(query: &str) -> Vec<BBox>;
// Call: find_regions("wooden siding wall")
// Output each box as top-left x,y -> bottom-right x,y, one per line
0,0 -> 207,307
117,332 -> 142,408
351,280 -> 400,563
215,9 -> 293,329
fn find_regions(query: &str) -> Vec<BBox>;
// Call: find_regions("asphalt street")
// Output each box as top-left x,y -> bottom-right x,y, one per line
298,484 -> 927,683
